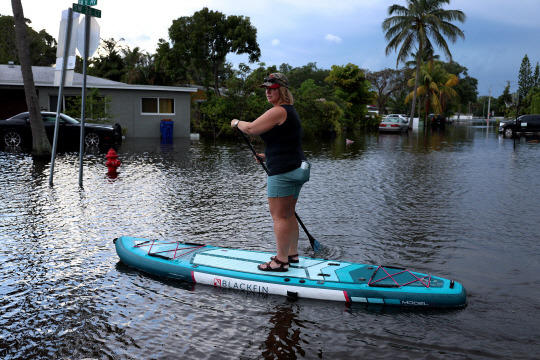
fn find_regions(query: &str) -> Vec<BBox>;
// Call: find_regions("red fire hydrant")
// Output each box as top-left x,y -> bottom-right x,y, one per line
105,148 -> 121,175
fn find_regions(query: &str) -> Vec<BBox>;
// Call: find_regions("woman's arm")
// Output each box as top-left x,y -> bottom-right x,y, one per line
231,106 -> 286,136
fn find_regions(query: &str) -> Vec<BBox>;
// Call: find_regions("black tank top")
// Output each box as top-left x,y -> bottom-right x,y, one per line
260,105 -> 305,176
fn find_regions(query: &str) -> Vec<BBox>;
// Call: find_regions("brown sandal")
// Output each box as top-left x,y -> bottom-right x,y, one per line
258,258 -> 289,272
271,254 -> 299,264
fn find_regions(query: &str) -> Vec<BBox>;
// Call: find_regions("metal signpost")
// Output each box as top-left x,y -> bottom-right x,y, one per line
72,1 -> 101,186
49,8 -> 77,187
49,2 -> 101,187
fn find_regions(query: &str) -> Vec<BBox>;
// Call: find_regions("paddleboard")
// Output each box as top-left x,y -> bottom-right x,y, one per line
114,236 -> 466,308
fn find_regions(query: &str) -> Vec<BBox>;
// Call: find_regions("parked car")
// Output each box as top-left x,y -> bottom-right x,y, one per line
499,114 -> 540,138
386,114 -> 409,122
0,112 -> 122,149
379,115 -> 409,133
428,114 -> 446,128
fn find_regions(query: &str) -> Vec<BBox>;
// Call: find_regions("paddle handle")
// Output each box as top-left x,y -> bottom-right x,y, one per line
236,128 -> 269,174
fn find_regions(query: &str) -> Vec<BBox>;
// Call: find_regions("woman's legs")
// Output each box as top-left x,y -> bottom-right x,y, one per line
267,195 -> 298,266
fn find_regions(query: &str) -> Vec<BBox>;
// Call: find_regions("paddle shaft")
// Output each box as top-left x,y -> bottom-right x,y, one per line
235,127 -> 321,252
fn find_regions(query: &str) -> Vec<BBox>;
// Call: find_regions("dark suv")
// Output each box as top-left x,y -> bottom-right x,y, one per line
428,114 -> 446,128
499,114 -> 540,138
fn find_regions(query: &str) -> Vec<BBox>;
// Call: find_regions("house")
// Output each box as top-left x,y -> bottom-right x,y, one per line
0,64 -> 197,138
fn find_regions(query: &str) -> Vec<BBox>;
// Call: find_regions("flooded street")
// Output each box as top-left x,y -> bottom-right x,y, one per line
1,123 -> 538,359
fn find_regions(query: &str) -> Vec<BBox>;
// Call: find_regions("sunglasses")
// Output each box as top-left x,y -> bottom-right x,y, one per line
264,77 -> 279,83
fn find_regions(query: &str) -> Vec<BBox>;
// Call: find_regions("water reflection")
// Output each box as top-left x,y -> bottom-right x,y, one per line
261,302 -> 305,359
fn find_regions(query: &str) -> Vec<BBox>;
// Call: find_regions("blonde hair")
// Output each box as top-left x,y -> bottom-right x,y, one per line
277,86 -> 294,105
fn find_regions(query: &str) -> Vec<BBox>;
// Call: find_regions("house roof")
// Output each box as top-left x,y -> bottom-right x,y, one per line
0,64 -> 197,93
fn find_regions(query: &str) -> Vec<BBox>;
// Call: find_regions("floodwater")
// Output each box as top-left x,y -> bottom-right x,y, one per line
1,123 -> 538,359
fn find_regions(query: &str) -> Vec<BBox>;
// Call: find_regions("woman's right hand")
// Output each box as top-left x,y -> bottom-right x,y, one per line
255,153 -> 266,163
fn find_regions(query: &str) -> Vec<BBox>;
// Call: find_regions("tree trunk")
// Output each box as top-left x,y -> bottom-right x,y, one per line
409,58 -> 421,129
212,58 -> 221,97
11,0 -> 51,156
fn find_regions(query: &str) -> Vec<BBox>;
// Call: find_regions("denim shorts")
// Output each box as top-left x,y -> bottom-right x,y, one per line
267,164 -> 310,199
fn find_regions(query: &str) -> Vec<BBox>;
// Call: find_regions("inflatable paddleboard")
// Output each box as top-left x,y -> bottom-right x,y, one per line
114,236 -> 466,308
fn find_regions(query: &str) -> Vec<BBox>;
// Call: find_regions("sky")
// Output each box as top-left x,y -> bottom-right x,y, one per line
2,0 -> 540,98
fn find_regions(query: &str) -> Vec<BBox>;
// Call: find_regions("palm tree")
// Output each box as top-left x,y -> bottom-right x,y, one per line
405,60 -> 458,121
121,46 -> 153,84
437,71 -> 459,115
404,45 -> 440,68
11,0 -> 51,155
382,0 -> 465,126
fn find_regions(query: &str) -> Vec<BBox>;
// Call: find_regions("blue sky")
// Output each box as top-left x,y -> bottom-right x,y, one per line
2,0 -> 540,97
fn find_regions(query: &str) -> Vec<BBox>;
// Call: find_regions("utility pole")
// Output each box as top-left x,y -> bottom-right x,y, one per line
487,85 -> 492,126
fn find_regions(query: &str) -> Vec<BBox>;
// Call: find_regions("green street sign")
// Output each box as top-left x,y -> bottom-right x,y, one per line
78,0 -> 97,5
72,4 -> 101,18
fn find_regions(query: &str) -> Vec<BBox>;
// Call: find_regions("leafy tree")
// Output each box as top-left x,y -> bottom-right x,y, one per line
533,62 -> 540,89
294,79 -> 343,136
0,13 -> 56,66
63,88 -> 115,123
325,63 -> 373,130
29,29 -> 56,66
0,15 -> 17,64
518,54 -> 533,97
194,62 -> 345,138
388,87 -> 411,114
120,46 -> 154,84
10,1 -> 50,155
497,81 -> 513,118
153,38 -> 184,86
439,61 -> 478,113
382,0 -> 466,125
88,38 -> 126,81
286,62 -> 331,90
365,68 -> 406,115
529,92 -> 540,114
194,63 -> 269,138
221,63 -> 269,122
165,7 -> 260,96
473,96 -> 488,117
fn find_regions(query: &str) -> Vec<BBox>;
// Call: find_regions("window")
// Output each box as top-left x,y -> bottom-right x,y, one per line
43,115 -> 57,123
141,97 -> 174,115
49,95 -> 77,112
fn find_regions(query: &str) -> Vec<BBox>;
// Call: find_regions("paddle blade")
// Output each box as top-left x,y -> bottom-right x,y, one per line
311,237 -> 323,253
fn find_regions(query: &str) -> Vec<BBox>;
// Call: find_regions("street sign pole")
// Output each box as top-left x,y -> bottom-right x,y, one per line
49,8 -> 74,186
74,0 -> 99,187
78,14 -> 91,187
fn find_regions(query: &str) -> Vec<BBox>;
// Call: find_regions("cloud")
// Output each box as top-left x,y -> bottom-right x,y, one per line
271,39 -> 280,46
325,34 -> 342,43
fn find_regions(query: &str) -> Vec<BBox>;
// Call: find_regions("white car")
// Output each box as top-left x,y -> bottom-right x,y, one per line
379,115 -> 409,133
386,114 -> 409,122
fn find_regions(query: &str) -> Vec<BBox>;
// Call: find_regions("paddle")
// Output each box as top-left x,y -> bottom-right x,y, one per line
235,127 -> 323,252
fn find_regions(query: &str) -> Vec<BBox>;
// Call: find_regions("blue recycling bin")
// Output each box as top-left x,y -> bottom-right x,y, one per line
160,119 -> 173,143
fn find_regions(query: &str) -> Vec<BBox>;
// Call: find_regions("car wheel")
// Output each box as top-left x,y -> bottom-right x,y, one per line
4,130 -> 23,147
84,132 -> 100,147
504,127 -> 514,138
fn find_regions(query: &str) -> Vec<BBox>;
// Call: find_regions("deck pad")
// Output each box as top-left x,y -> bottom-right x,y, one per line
192,248 -> 339,280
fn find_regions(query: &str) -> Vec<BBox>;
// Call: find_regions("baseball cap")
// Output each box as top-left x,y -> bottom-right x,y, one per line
260,73 -> 289,88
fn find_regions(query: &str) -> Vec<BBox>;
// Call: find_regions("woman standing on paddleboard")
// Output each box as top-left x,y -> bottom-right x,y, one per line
231,73 -> 310,272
